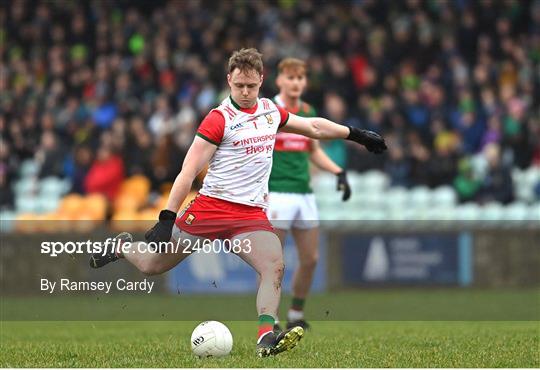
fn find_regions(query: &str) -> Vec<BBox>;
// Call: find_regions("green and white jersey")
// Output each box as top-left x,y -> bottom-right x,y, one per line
269,95 -> 317,194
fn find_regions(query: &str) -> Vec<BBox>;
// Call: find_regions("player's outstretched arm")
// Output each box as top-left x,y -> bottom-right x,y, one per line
281,114 -> 387,154
145,137 -> 216,243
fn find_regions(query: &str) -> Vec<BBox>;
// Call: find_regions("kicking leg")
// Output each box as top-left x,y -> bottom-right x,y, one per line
90,227 -> 199,275
122,226 -> 202,275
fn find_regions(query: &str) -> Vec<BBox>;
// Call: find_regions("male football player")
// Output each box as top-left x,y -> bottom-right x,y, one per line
90,48 -> 387,357
268,58 -> 351,331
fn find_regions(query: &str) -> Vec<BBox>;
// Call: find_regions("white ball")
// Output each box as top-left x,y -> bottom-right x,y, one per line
191,321 -> 233,358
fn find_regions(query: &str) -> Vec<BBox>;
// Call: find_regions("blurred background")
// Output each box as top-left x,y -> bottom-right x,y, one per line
1,0 -> 539,307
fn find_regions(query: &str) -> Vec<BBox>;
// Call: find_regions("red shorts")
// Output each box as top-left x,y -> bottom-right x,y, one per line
175,194 -> 274,240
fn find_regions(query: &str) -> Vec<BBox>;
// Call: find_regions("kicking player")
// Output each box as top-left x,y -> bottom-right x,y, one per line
90,48 -> 387,357
267,58 -> 351,331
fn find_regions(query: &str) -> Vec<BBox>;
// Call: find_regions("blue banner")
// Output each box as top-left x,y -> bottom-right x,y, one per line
341,233 -> 472,286
167,234 -> 327,293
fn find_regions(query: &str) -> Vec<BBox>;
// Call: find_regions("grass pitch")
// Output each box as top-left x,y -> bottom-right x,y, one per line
1,290 -> 538,367
1,321 -> 538,367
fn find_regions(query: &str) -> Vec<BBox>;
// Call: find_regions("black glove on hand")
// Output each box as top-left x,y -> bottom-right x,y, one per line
145,209 -> 177,245
336,171 -> 351,201
346,126 -> 388,154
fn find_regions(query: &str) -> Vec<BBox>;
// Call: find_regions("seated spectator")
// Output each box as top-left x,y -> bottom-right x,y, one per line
0,139 -> 16,210
67,145 -> 93,194
151,134 -> 186,189
126,129 -> 154,179
148,95 -> 176,138
480,116 -> 502,150
36,131 -> 66,179
0,165 -> 14,210
427,119 -> 460,187
453,158 -> 482,203
478,143 -> 514,204
92,98 -> 118,130
502,97 -> 532,169
426,139 -> 459,188
84,144 -> 125,200
385,142 -> 411,188
408,132 -> 431,186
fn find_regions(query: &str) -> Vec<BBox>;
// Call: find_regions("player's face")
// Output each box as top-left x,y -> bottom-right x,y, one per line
277,68 -> 307,100
227,68 -> 263,108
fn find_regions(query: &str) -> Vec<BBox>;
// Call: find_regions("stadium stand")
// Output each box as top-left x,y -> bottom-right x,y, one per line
1,0 -> 539,230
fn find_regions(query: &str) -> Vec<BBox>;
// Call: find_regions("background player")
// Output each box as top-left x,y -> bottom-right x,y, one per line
267,58 -> 351,331
90,48 -> 387,357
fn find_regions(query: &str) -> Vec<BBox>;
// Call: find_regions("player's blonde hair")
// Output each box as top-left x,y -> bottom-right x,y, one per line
228,48 -> 264,75
278,57 -> 307,75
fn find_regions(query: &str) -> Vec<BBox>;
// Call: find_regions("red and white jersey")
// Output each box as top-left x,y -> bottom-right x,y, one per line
196,96 -> 289,208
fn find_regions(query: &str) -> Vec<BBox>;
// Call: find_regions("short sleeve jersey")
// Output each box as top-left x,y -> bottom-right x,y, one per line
269,95 -> 317,193
196,96 -> 289,208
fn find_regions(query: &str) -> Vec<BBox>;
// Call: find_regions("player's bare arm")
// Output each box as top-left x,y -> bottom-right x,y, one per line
165,137 -> 217,213
309,140 -> 342,175
309,140 -> 351,201
281,114 -> 348,139
145,137 -> 217,244
281,114 -> 388,154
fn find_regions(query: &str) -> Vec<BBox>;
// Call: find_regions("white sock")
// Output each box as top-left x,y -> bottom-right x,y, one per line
287,309 -> 304,321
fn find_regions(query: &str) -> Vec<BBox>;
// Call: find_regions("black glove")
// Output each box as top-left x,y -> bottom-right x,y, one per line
145,209 -> 177,245
336,171 -> 351,201
346,126 -> 387,154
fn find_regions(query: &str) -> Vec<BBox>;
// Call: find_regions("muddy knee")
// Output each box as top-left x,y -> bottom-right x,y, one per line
275,261 -> 285,280
260,258 -> 284,283
269,260 -> 285,291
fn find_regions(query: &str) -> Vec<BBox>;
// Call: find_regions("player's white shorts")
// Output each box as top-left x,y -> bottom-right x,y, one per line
266,192 -> 319,230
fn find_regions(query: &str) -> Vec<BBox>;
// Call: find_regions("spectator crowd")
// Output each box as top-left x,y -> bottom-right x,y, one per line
2,0 -> 540,212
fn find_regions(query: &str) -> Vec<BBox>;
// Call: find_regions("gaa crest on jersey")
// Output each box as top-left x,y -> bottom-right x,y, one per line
185,214 -> 195,225
265,114 -> 274,125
